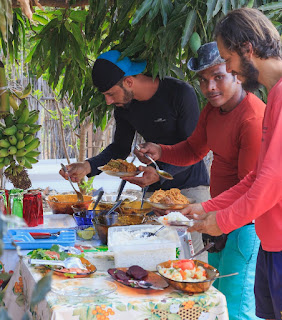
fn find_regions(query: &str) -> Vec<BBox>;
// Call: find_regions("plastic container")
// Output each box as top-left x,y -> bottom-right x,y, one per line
94,213 -> 146,245
108,225 -> 181,271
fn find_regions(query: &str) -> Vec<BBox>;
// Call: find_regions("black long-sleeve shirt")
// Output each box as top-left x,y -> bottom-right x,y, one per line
87,77 -> 210,191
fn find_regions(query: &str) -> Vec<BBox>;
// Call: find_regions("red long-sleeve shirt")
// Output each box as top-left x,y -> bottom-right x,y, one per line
203,78 -> 282,251
160,93 -> 265,197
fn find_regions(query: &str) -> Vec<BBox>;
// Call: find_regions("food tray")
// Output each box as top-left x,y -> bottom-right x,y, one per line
3,228 -> 76,250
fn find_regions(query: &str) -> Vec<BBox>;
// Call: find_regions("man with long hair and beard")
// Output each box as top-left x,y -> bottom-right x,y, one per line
182,7 -> 282,320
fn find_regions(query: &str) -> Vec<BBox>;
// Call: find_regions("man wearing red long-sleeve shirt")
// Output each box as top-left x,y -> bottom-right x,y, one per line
125,41 -> 265,320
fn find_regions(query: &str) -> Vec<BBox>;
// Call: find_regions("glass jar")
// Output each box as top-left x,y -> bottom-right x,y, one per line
9,189 -> 24,218
23,190 -> 44,227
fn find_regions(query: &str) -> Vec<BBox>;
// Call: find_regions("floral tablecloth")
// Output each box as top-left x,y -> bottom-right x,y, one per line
3,257 -> 229,320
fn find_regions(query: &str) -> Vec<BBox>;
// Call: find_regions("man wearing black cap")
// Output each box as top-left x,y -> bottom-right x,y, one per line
60,49 -> 210,260
129,42 -> 265,320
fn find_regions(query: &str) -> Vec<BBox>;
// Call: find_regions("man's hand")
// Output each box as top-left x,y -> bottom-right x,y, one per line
59,161 -> 91,183
180,203 -> 206,218
187,211 -> 223,236
134,142 -> 162,164
123,166 -> 159,188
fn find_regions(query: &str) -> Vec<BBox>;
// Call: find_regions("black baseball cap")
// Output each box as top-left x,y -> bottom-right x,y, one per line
92,50 -> 147,93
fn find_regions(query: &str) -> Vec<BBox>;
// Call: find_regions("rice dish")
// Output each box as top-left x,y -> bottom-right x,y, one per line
110,226 -> 173,244
158,212 -> 194,227
158,260 -> 207,282
108,225 -> 180,271
159,211 -> 189,222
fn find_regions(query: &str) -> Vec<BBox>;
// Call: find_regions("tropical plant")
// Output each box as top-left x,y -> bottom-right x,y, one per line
1,0 -> 282,121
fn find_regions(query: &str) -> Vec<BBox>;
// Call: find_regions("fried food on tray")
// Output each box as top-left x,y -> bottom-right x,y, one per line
103,159 -> 137,172
150,188 -> 189,205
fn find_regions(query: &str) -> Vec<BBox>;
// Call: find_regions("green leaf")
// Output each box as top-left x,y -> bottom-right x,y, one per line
32,14 -> 49,25
160,0 -> 173,26
207,0 -> 217,22
30,271 -> 52,307
213,0 -> 223,16
222,0 -> 229,15
259,3 -> 282,11
171,65 -> 185,80
131,0 -> 153,25
148,0 -> 161,21
69,10 -> 88,23
100,112 -> 107,131
70,22 -> 84,48
230,0 -> 236,9
181,9 -> 196,48
246,0 -> 254,8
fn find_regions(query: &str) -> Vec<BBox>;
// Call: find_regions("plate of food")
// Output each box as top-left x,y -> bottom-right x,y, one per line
48,256 -> 96,277
28,245 -> 97,278
98,159 -> 140,177
146,188 -> 195,210
108,265 -> 169,290
156,259 -> 219,293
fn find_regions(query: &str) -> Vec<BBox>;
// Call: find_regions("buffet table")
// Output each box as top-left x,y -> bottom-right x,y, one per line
3,257 -> 229,320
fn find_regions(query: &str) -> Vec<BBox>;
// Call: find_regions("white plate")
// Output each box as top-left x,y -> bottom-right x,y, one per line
51,277 -> 116,297
93,193 -> 137,204
98,166 -> 140,177
154,217 -> 194,228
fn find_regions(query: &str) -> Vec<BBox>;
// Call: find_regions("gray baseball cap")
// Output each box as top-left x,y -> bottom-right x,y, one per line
187,42 -> 225,72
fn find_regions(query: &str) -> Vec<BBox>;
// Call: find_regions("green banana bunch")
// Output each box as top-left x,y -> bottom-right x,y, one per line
0,97 -> 42,187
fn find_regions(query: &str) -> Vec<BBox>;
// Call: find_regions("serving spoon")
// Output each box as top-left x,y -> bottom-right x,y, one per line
92,190 -> 104,210
210,272 -> 239,281
60,163 -> 84,202
141,225 -> 165,238
105,199 -> 123,216
135,145 -> 173,180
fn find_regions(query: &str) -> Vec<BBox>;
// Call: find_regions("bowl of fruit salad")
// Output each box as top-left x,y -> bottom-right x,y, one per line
156,259 -> 219,293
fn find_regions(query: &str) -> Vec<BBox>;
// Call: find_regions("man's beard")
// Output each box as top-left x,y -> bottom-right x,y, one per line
240,55 -> 261,92
116,87 -> 134,108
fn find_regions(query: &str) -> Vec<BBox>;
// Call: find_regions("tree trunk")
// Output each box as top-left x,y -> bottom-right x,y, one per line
78,119 -> 90,162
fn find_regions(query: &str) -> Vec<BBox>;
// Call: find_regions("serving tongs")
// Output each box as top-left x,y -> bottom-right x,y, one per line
29,257 -> 87,270
128,279 -> 164,290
